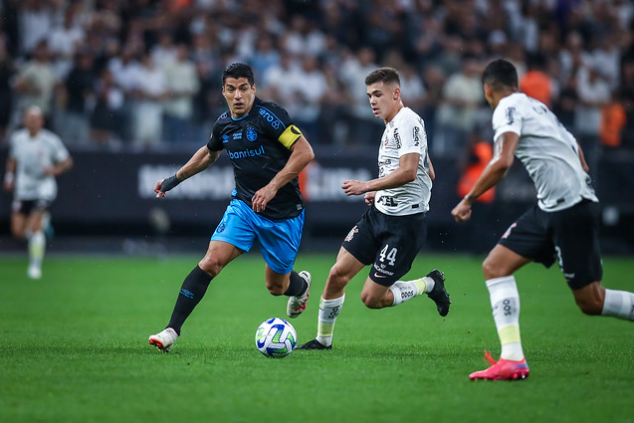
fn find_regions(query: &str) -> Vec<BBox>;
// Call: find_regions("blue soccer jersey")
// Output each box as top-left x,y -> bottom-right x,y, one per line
207,97 -> 304,220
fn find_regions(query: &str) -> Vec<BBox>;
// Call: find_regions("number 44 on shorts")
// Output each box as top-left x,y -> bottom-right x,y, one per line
380,245 -> 397,266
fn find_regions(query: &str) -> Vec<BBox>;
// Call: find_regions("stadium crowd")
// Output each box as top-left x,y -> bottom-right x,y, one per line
1,0 -> 633,156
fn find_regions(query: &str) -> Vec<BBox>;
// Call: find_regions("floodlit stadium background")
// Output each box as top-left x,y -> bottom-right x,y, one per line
0,0 -> 633,254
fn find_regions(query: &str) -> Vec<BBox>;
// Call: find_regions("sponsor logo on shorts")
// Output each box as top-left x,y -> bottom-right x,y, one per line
502,222 -> 517,239
216,222 -> 226,233
373,272 -> 387,279
345,226 -> 358,242
373,264 -> 394,276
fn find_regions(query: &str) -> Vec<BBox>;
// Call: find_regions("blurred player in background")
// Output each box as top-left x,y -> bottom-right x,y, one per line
148,63 -> 314,352
298,67 -> 450,351
3,106 -> 73,279
452,59 -> 634,381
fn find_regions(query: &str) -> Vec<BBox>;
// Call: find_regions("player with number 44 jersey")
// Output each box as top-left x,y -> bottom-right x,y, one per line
297,68 -> 450,351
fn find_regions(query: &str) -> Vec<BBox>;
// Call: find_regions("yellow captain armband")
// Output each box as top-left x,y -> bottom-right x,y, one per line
278,125 -> 303,149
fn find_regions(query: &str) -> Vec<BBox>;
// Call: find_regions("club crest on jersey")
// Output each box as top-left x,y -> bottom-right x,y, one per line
345,226 -> 359,242
246,126 -> 258,142
222,134 -> 230,143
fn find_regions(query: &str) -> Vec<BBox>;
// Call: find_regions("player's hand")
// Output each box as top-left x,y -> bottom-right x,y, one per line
155,174 -> 181,198
252,185 -> 277,213
154,179 -> 167,198
451,198 -> 472,223
342,180 -> 367,196
364,191 -> 376,205
44,167 -> 56,176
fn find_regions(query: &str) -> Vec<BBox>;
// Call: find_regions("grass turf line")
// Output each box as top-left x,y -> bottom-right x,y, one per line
0,254 -> 632,422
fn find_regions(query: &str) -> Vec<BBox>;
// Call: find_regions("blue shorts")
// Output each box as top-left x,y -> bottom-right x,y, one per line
211,199 -> 304,274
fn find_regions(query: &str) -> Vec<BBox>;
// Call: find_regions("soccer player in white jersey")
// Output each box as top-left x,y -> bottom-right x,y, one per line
452,59 -> 634,381
298,67 -> 451,350
3,106 -> 72,279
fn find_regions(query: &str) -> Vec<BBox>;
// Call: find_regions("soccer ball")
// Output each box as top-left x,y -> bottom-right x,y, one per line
255,317 -> 297,358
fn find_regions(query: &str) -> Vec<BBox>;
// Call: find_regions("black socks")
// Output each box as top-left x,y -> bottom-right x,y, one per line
283,270 -> 308,297
167,265 -> 213,335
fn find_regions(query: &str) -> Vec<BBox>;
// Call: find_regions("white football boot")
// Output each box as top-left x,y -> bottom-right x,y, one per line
287,271 -> 311,318
27,265 -> 42,280
148,328 -> 179,353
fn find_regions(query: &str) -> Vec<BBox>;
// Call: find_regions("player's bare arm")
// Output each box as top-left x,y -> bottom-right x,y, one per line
576,142 -> 590,173
155,147 -> 221,198
252,136 -> 314,213
451,131 -> 519,222
428,157 -> 436,180
342,152 -> 419,196
44,157 -> 73,177
3,157 -> 16,191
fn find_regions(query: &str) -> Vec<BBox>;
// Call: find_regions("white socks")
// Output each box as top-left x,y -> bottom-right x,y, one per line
389,276 -> 435,306
28,231 -> 45,271
486,276 -> 524,361
602,289 -> 634,321
316,295 -> 345,347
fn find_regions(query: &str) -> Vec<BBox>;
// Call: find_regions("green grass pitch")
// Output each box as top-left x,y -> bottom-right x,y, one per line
1,253 -> 633,422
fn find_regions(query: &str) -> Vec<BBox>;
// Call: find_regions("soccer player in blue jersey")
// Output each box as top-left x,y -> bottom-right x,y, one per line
148,63 -> 315,352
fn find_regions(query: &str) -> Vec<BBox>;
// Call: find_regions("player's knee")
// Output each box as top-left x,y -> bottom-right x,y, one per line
482,258 -> 506,280
198,256 -> 225,277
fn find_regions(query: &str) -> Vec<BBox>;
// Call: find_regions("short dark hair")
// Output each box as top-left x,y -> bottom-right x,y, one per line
365,67 -> 401,87
482,59 -> 518,90
222,62 -> 255,86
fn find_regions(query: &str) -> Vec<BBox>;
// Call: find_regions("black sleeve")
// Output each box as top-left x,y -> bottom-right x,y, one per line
261,102 -> 294,140
206,121 -> 223,152
258,101 -> 303,149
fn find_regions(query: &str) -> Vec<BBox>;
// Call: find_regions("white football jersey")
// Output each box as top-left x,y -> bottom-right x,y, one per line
492,93 -> 598,212
375,107 -> 433,216
9,129 -> 70,201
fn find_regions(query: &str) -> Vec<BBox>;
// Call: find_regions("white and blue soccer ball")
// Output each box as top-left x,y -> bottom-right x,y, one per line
255,317 -> 297,358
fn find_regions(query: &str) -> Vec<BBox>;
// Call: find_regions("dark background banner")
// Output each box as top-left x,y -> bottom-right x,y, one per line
1,147 -> 632,253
